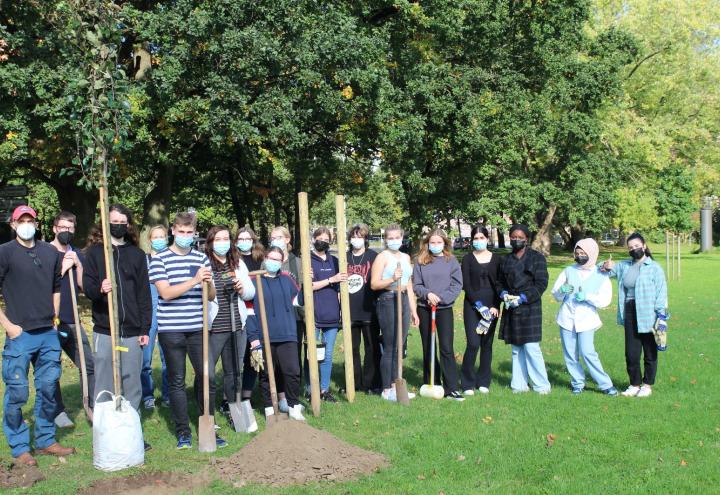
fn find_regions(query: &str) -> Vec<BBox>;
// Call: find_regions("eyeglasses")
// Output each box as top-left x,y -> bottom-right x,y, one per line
55,226 -> 74,232
26,251 -> 42,268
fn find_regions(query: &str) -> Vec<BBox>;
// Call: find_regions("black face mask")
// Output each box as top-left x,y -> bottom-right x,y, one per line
110,223 -> 128,240
575,255 -> 589,265
314,240 -> 329,252
629,247 -> 645,260
57,231 -> 74,246
510,239 -> 526,252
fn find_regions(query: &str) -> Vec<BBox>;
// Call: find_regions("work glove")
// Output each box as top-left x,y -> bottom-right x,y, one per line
476,317 -> 492,335
506,293 -> 526,309
653,313 -> 668,351
574,290 -> 586,303
473,301 -> 492,320
501,291 -> 519,306
560,283 -> 574,295
250,344 -> 265,372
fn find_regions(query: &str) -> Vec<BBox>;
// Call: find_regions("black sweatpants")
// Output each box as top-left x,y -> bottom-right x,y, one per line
417,305 -> 459,394
260,341 -> 301,408
351,320 -> 382,392
55,323 -> 96,412
624,300 -> 658,386
460,299 -> 497,390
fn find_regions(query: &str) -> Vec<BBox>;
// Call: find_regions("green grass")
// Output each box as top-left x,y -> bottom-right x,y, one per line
2,243 -> 719,494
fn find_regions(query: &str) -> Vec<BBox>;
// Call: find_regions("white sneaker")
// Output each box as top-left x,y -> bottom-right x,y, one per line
408,391 -> 416,400
264,406 -> 275,418
54,411 -> 74,428
288,404 -> 306,421
278,398 -> 289,413
463,389 -> 475,396
477,387 -> 490,394
636,385 -> 653,398
381,389 -> 397,402
621,385 -> 641,397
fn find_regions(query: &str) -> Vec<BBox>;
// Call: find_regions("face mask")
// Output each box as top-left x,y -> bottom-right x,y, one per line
109,223 -> 128,239
575,255 -> 589,265
16,223 -> 36,241
270,239 -> 287,251
629,247 -> 645,260
314,240 -> 329,252
429,244 -> 444,255
510,239 -> 526,252
213,240 -> 231,256
265,259 -> 282,274
175,235 -> 194,249
473,240 -> 487,251
151,238 -> 168,251
350,238 -> 365,250
236,240 -> 253,253
386,239 -> 402,251
57,231 -> 74,246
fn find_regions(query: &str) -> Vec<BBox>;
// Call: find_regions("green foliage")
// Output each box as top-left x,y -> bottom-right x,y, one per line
614,186 -> 659,232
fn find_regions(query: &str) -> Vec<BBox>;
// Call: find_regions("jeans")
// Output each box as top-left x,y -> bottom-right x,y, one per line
210,330 -> 247,403
560,327 -> 613,390
2,328 -> 61,457
351,320 -> 382,391
461,299 -> 497,390
94,333 -> 143,412
377,291 -> 410,389
305,327 -> 338,392
418,306 -> 459,394
260,341 -> 300,408
159,331 -> 215,437
511,343 -> 551,393
142,283 -> 168,403
624,300 -> 658,386
55,323 -> 95,412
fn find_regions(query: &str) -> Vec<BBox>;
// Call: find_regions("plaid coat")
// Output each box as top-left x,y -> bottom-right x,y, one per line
606,257 -> 667,333
498,248 -> 549,345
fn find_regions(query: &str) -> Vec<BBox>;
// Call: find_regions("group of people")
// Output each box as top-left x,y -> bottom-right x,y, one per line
0,204 -> 669,466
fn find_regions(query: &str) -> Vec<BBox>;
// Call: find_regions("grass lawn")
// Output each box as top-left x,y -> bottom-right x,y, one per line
1,243 -> 719,494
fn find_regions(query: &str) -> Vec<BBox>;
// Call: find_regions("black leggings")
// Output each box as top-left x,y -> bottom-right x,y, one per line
460,299 -> 497,390
259,341 -> 301,408
417,306 -> 458,393
624,300 -> 658,386
351,320 -> 382,391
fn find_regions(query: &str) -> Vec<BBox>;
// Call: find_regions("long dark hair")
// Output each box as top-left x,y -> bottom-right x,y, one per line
109,203 -> 139,246
627,232 -> 653,258
205,225 -> 240,271
470,224 -> 490,240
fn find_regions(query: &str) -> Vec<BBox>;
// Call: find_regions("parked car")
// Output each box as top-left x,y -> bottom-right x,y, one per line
453,237 -> 471,250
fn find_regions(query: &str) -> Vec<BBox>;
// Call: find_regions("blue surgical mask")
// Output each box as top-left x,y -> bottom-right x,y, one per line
151,238 -> 168,251
175,235 -> 194,249
213,240 -> 231,256
265,259 -> 282,274
473,240 -> 487,251
236,240 -> 253,253
429,244 -> 444,255
270,239 -> 287,251
16,223 -> 36,241
386,239 -> 402,251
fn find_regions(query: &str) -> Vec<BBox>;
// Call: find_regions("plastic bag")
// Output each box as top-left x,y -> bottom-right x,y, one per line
93,390 -> 144,471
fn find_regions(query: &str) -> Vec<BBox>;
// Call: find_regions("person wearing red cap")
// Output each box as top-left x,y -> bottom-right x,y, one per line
0,205 -> 75,466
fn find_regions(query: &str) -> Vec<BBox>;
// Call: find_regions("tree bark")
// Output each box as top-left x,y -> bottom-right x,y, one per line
139,163 -> 174,250
531,204 -> 557,256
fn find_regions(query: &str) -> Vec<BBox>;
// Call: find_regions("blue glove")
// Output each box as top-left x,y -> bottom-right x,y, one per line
476,317 -> 491,335
574,290 -> 586,303
560,283 -> 574,295
473,301 -> 492,320
518,293 -> 527,304
500,291 -> 509,301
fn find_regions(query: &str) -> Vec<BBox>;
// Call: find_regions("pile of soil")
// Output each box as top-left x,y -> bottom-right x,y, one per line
77,472 -> 206,495
216,420 -> 388,487
0,460 -> 45,489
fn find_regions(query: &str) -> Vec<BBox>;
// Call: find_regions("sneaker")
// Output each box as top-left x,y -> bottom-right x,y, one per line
621,385 -> 641,397
536,388 -> 551,395
636,385 -> 652,398
220,400 -> 230,416
463,389 -> 475,396
381,389 -> 397,402
477,387 -> 490,394
54,411 -> 74,428
288,404 -> 306,421
408,391 -> 416,400
445,391 -> 465,402
512,387 -> 530,394
215,434 -> 228,448
144,441 -> 152,452
158,398 -> 170,408
264,406 -> 275,418
320,391 -> 337,403
278,398 -> 289,413
602,386 -> 619,397
571,387 -> 584,395
143,398 -> 156,410
176,434 -> 192,450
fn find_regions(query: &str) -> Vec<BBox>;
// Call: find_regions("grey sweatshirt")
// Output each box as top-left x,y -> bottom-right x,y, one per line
412,255 -> 463,309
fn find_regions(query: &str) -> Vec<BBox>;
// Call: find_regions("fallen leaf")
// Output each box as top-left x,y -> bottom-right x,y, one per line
475,457 -> 482,465
417,474 -> 425,480
482,416 -> 493,424
690,378 -> 697,385
457,455 -> 465,461
546,433 -> 556,447
58,456 -> 67,464
680,459 -> 688,467
353,419 -> 359,427
670,376 -> 678,382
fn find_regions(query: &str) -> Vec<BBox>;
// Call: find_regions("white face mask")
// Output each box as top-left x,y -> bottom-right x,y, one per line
350,238 -> 365,250
16,223 -> 36,241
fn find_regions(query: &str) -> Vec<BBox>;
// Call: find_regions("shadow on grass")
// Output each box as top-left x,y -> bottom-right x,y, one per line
497,357 -> 570,390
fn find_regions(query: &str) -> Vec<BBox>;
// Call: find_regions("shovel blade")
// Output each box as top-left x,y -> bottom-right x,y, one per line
198,414 -> 217,452
395,378 -> 410,406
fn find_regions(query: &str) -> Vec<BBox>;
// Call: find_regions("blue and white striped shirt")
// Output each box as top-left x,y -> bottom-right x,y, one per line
149,248 -> 210,333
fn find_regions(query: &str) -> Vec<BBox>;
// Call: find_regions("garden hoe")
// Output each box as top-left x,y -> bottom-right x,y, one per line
198,281 -> 216,452
419,305 -> 444,400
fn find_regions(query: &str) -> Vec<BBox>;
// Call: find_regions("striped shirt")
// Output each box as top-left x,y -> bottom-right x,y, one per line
149,248 -> 210,333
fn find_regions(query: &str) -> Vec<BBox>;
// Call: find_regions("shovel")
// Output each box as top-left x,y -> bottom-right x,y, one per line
419,305 -> 444,400
68,268 -> 93,423
198,280 -> 216,452
394,280 -> 410,406
227,290 -> 257,433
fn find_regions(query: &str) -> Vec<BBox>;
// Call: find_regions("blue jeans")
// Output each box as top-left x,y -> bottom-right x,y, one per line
2,328 -> 61,457
141,284 -> 168,403
306,327 -> 338,392
560,328 -> 613,391
511,343 -> 551,393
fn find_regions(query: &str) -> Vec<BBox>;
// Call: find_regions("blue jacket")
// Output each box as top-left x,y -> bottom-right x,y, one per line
246,273 -> 300,344
310,252 -> 341,328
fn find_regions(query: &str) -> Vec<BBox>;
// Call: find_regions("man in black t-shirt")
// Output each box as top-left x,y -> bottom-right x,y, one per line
0,205 -> 75,466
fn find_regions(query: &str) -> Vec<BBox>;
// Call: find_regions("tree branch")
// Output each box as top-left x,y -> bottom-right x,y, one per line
625,47 -> 667,80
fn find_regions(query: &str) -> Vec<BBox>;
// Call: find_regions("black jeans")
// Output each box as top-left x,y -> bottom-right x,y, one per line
210,330 -> 247,404
376,291 -> 410,389
55,323 -> 96,412
351,320 -> 382,391
461,299 -> 497,390
159,331 -> 215,437
259,341 -> 300,408
418,305 -> 459,394
624,300 -> 658,386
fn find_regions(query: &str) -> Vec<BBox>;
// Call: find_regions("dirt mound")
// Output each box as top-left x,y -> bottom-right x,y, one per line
216,420 -> 388,487
0,460 -> 44,489
77,472 -> 206,495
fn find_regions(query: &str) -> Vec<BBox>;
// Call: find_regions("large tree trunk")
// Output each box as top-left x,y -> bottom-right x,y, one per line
227,167 -> 246,229
531,204 -> 557,256
55,178 -> 98,247
139,164 -> 174,250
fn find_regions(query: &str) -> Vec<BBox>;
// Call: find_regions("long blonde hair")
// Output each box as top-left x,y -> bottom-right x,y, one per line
417,228 -> 452,265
